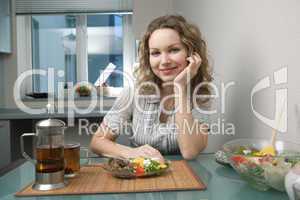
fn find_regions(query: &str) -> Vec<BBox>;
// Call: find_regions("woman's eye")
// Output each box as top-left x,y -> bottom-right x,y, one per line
170,48 -> 180,53
150,51 -> 160,56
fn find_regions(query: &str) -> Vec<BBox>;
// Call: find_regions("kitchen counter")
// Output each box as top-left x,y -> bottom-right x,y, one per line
0,107 -> 110,120
0,96 -> 116,120
0,154 -> 288,200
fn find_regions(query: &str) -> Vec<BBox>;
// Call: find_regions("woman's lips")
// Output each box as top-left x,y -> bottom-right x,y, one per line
159,67 -> 177,75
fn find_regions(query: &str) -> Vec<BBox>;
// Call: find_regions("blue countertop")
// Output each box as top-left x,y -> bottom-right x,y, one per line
0,154 -> 289,200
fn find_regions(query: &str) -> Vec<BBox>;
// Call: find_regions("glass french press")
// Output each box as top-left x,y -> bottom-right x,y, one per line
20,118 -> 68,191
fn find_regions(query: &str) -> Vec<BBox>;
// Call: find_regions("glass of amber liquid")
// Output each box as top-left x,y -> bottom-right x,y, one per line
64,143 -> 89,178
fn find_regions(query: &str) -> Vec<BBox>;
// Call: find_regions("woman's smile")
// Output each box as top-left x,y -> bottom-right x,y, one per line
159,66 -> 179,75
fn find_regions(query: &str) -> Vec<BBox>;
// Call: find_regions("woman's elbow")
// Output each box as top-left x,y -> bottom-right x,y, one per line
89,136 -> 98,153
89,133 -> 105,153
181,142 -> 208,160
181,151 -> 199,160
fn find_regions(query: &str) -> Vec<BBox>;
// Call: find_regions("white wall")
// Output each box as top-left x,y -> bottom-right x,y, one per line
133,0 -> 173,39
173,0 -> 300,152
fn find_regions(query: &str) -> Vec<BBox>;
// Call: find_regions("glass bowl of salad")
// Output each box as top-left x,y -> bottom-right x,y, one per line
102,157 -> 171,178
222,138 -> 300,191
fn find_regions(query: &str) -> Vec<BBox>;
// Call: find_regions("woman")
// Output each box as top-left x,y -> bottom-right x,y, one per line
90,15 -> 213,161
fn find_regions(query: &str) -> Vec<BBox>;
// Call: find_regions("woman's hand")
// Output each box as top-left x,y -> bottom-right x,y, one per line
123,144 -> 165,163
174,52 -> 202,89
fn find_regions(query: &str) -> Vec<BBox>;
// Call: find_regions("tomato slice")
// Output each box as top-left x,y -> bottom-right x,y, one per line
231,155 -> 247,165
135,166 -> 145,176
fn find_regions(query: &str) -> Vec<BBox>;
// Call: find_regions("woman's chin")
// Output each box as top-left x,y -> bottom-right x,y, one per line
159,77 -> 175,83
158,74 -> 177,83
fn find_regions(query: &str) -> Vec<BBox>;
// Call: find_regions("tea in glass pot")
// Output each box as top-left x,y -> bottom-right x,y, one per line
20,118 -> 67,191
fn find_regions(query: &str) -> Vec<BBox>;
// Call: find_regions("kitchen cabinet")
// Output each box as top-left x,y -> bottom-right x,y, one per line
0,120 -> 11,168
0,0 -> 12,53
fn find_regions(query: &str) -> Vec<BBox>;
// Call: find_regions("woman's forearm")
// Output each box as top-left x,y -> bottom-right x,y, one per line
175,112 -> 208,159
174,88 -> 208,159
90,129 -> 165,161
90,129 -> 131,158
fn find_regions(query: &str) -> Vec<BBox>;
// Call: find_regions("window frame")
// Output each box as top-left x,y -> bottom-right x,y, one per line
16,12 -> 134,98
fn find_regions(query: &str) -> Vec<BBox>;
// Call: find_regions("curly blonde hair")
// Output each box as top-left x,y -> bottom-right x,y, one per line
135,15 -> 213,101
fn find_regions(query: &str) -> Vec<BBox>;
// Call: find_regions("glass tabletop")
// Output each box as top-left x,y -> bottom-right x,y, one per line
0,154 -> 289,200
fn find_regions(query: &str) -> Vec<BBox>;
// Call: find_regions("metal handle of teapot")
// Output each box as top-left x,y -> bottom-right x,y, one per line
20,133 -> 36,165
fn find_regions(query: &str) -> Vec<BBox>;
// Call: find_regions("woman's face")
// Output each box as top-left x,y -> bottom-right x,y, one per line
148,28 -> 189,83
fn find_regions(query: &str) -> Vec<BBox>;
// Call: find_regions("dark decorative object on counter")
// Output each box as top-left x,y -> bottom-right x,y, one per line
25,93 -> 48,99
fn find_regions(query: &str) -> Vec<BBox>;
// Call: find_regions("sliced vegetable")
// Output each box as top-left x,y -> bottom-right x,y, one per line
135,166 -> 145,176
231,155 -> 247,165
258,146 -> 276,156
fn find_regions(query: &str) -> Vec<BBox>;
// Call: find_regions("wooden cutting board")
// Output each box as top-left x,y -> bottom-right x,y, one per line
15,160 -> 206,197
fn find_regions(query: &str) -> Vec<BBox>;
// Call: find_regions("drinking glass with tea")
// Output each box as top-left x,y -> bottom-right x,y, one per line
64,142 -> 90,178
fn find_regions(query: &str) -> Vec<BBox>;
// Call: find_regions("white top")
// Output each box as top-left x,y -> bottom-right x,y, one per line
102,86 -> 211,154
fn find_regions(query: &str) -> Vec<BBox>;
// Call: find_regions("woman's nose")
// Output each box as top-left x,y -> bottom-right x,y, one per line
161,53 -> 171,64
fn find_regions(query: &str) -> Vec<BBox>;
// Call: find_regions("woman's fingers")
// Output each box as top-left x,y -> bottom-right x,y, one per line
144,145 -> 165,163
187,53 -> 201,67
125,145 -> 165,163
186,56 -> 195,66
141,145 -> 157,156
188,53 -> 202,77
193,52 -> 202,65
140,145 -> 165,163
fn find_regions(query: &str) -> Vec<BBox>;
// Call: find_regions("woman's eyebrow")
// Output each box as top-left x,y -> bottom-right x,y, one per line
168,43 -> 182,47
149,43 -> 182,50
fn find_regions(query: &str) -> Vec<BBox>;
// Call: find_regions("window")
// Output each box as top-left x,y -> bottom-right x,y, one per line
87,15 -> 124,87
18,13 -> 134,97
31,15 -> 77,93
